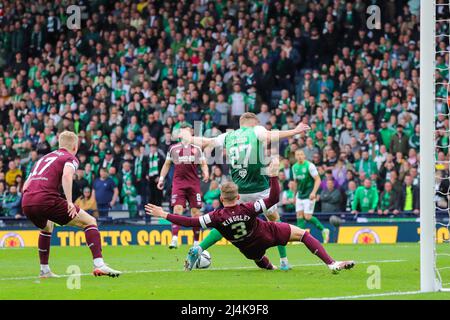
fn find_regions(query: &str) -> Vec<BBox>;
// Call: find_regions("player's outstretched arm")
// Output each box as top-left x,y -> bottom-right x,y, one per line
190,136 -> 216,149
145,204 -> 169,218
267,122 -> 310,141
145,204 -> 203,227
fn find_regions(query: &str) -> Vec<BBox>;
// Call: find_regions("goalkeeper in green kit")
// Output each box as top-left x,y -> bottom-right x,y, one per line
188,112 -> 311,270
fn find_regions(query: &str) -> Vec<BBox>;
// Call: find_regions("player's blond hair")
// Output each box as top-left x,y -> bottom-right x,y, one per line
239,112 -> 259,126
220,181 -> 239,202
58,131 -> 78,150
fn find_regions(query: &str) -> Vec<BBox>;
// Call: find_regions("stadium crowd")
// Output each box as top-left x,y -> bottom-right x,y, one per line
0,0 -> 447,220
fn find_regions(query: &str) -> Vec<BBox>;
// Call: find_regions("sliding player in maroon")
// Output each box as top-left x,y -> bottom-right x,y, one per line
146,159 -> 354,273
22,131 -> 121,278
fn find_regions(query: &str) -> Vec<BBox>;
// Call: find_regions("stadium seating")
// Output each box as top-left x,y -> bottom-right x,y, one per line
0,0 -> 430,222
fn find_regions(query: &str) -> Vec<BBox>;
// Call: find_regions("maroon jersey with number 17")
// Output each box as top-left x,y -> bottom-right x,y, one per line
23,148 -> 79,205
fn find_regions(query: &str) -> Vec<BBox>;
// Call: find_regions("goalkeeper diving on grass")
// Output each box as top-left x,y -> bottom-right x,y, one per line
145,158 -> 355,273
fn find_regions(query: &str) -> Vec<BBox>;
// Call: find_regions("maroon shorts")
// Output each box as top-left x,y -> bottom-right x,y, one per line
171,184 -> 202,209
237,221 -> 292,260
22,197 -> 80,229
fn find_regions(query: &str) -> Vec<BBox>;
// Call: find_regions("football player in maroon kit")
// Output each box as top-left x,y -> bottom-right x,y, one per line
22,131 -> 121,278
146,158 -> 354,273
157,125 -> 209,248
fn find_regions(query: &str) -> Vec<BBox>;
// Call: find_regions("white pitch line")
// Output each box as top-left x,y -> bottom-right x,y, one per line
394,245 -> 417,248
437,267 -> 450,270
0,259 -> 406,282
304,290 -> 423,300
125,259 -> 405,275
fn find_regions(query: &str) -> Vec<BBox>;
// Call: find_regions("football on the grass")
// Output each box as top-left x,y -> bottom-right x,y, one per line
196,250 -> 211,269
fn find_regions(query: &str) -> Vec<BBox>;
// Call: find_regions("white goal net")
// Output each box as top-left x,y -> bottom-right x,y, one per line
434,0 -> 450,291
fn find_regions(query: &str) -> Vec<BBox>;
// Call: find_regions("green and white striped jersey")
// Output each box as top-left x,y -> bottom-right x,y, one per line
214,126 -> 269,194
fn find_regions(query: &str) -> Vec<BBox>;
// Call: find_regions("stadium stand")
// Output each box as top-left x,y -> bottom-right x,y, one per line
0,0 -> 436,223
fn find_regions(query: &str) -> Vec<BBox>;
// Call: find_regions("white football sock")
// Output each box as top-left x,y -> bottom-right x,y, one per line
40,264 -> 50,273
93,258 -> 105,268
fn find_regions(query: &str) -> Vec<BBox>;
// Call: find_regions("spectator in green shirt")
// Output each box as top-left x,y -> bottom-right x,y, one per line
204,181 -> 221,212
378,118 -> 396,149
281,180 -> 297,213
121,179 -> 138,218
351,179 -> 379,214
354,150 -> 378,177
378,182 -> 397,215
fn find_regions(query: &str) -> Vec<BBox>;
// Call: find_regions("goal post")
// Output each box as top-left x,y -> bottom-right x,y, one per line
419,0 -> 438,292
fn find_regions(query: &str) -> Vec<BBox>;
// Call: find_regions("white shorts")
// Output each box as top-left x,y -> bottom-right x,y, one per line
296,198 -> 316,214
239,189 -> 278,216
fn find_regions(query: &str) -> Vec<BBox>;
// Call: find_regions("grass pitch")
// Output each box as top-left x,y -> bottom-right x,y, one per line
0,243 -> 449,300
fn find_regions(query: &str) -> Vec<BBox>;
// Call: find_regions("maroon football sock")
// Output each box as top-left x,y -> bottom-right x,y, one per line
172,224 -> 180,237
301,231 -> 334,265
254,256 -> 274,270
193,227 -> 200,242
84,225 -> 103,259
38,231 -> 52,265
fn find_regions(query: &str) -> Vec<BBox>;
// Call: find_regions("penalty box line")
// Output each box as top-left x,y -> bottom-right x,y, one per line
304,290 -> 425,300
0,259 -> 406,282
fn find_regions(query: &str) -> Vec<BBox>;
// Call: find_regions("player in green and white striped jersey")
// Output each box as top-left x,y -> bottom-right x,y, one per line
292,149 -> 330,243
188,112 -> 310,270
